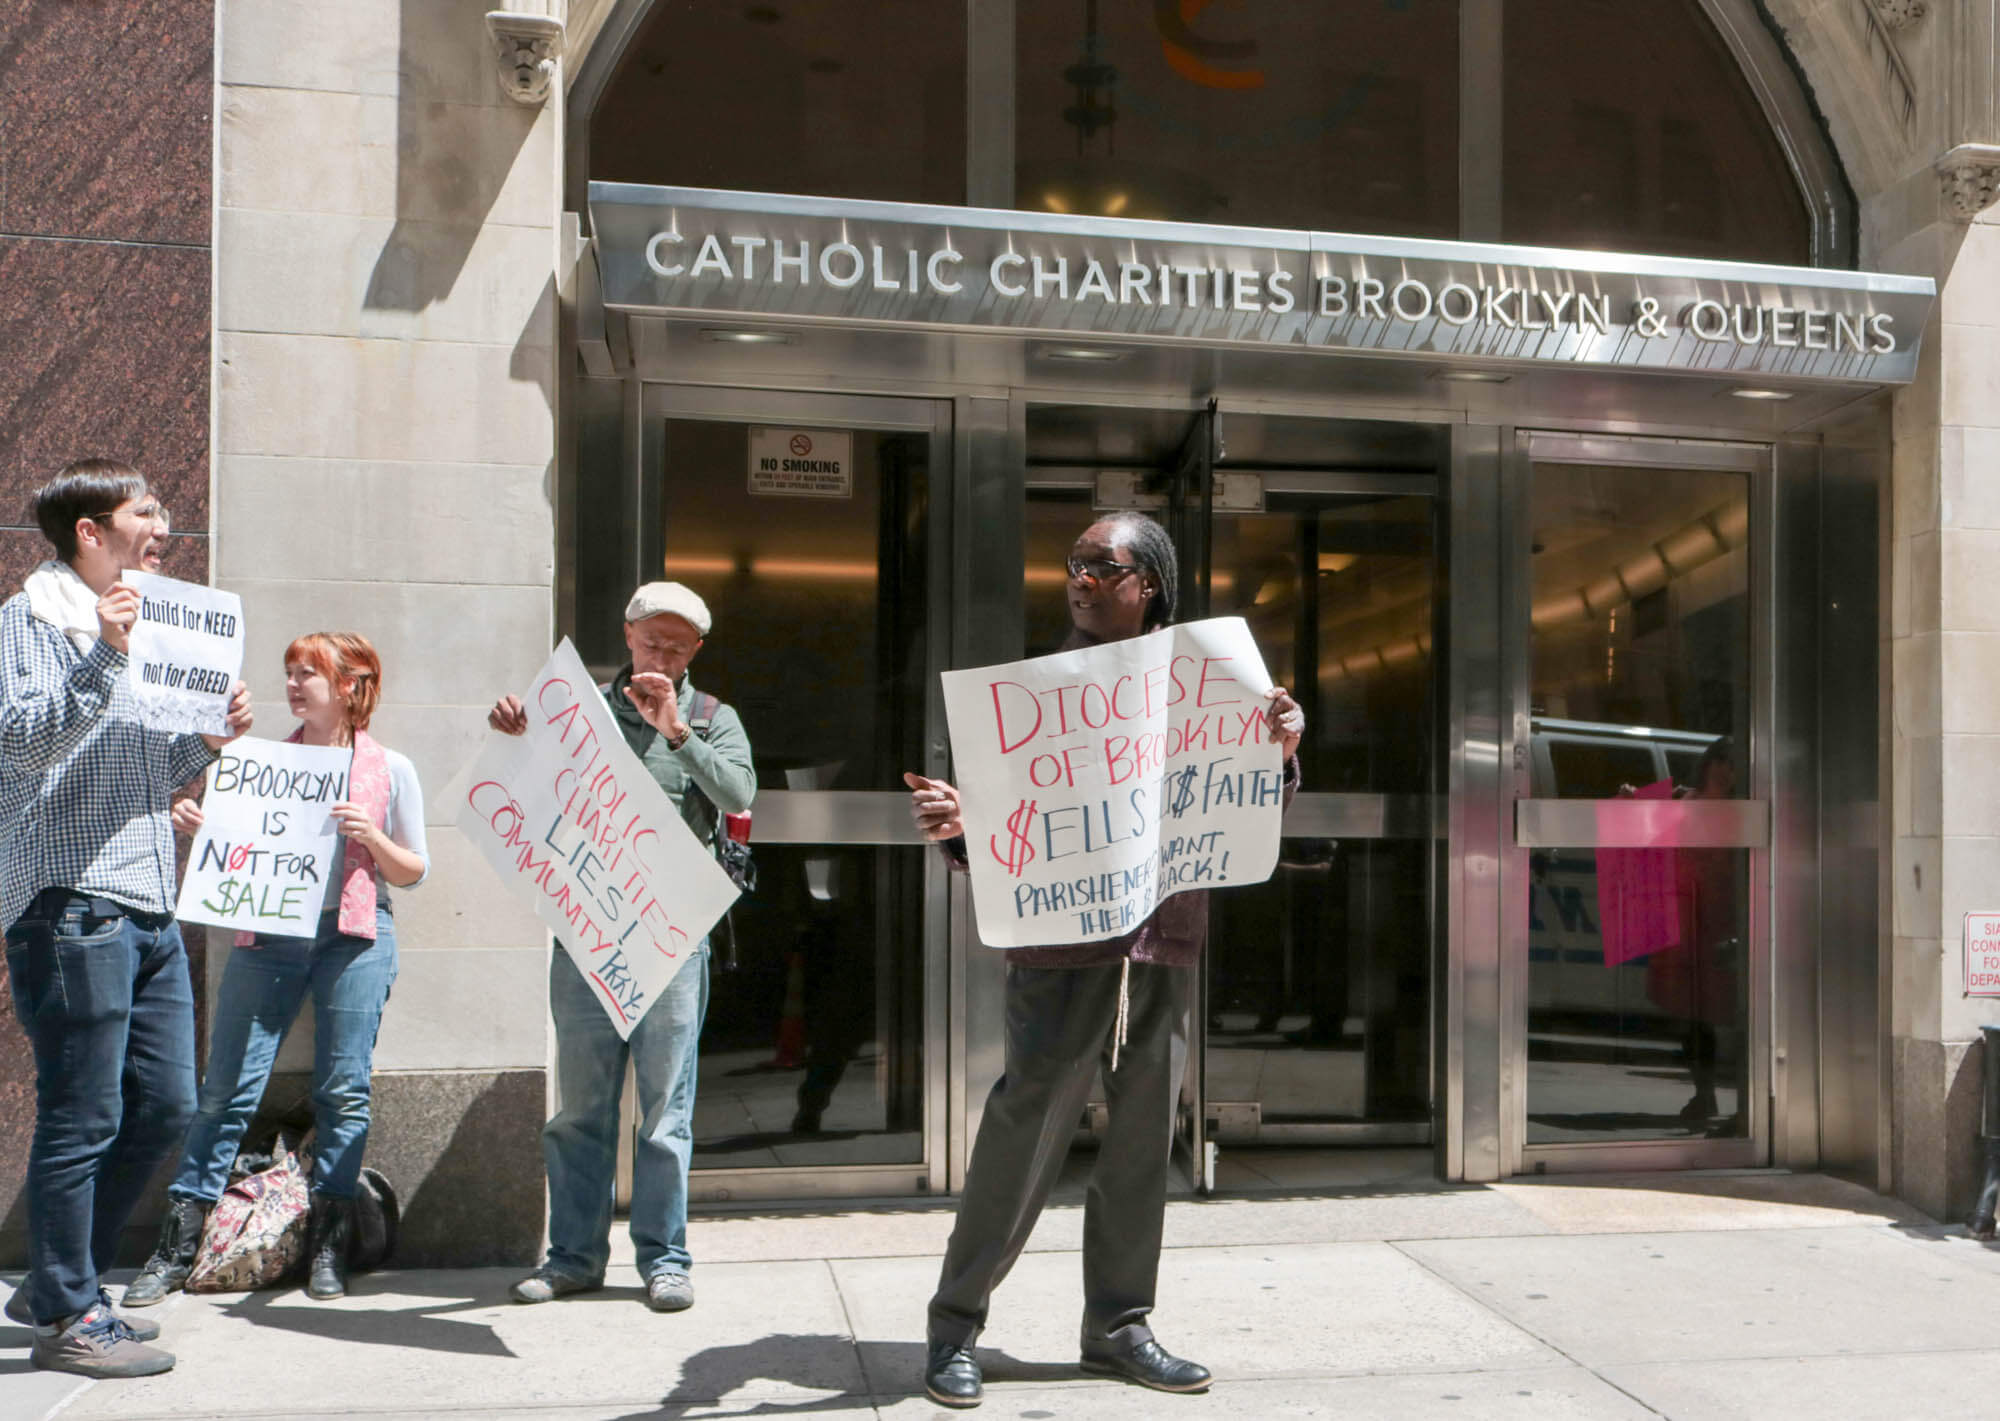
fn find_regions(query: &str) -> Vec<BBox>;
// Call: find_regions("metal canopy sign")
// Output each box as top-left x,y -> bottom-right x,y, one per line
589,184 -> 1935,385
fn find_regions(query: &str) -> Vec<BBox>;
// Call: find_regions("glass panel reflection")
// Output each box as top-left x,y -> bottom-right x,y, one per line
593,2 -> 966,206
1503,0 -> 1810,262
1016,0 -> 1458,234
1207,496 -> 1433,1126
1526,460 -> 1753,1142
693,846 -> 926,1166
1527,848 -> 1750,1142
653,420 -> 930,1168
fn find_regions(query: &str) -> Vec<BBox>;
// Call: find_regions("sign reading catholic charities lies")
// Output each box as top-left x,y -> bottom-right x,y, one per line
458,639 -> 740,1038
589,184 -> 1937,384
941,617 -> 1284,948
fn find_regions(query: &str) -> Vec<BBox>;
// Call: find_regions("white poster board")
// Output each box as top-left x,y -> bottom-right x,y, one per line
176,737 -> 350,936
1967,913 -> 2000,997
121,570 -> 244,736
748,427 -> 853,497
457,639 -> 741,1038
940,616 -> 1286,948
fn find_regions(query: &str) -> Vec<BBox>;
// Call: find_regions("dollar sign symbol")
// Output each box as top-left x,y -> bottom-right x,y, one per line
990,798 -> 1038,877
1167,766 -> 1199,818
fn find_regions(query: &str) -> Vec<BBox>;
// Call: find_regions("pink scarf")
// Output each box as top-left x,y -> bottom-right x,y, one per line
235,728 -> 391,945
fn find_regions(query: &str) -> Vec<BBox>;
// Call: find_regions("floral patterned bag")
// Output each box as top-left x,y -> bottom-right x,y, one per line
184,1141 -> 313,1293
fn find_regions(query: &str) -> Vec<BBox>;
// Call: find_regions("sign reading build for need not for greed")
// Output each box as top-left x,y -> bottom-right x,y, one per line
176,737 -> 351,936
457,639 -> 740,1038
121,571 -> 244,736
941,617 -> 1286,948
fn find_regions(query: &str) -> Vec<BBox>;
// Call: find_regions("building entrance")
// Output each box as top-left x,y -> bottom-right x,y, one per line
1022,405 -> 1444,1185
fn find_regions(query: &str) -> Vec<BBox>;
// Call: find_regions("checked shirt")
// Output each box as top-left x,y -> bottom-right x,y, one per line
0,592 -> 217,931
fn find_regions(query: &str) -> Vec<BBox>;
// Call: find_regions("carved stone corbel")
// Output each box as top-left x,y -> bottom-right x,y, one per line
1937,144 -> 2000,222
1871,0 -> 1927,29
485,11 -> 564,106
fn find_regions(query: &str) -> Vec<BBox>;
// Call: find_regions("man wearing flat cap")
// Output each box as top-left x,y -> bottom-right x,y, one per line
487,583 -> 755,1314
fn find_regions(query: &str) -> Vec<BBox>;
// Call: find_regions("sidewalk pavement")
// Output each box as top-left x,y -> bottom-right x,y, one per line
7,1167 -> 2000,1420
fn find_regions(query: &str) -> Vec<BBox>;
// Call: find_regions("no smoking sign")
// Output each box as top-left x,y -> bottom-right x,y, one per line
748,426 -> 853,498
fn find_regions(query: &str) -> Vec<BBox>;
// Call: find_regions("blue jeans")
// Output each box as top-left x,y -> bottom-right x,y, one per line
170,906 -> 397,1204
5,899 -> 197,1325
543,940 -> 708,1282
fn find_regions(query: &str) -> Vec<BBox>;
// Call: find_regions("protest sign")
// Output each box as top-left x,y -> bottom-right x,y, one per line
457,639 -> 740,1038
121,570 -> 245,736
940,616 -> 1286,948
176,737 -> 351,936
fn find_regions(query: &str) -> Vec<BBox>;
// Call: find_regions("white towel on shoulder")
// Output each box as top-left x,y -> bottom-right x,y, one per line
23,560 -> 101,654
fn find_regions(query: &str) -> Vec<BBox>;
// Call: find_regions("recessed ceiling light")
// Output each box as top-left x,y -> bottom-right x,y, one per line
1728,387 -> 1795,401
699,328 -> 794,345
1039,346 -> 1125,363
1433,370 -> 1511,384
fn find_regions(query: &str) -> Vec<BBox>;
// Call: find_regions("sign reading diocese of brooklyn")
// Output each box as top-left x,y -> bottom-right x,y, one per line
940,617 -> 1285,948
590,184 -> 1936,384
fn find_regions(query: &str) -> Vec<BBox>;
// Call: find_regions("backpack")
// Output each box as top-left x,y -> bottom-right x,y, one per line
684,689 -> 756,893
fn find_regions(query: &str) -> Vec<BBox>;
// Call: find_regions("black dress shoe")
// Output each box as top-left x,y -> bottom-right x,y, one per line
924,1339 -> 983,1408
1080,1338 -> 1212,1393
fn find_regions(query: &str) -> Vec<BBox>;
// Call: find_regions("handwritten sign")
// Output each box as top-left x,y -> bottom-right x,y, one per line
941,616 -> 1285,948
457,638 -> 740,1038
1967,913 -> 2000,997
122,570 -> 244,736
176,737 -> 350,936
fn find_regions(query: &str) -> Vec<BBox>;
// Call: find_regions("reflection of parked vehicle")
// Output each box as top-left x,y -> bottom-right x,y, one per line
1527,718 -> 1722,1033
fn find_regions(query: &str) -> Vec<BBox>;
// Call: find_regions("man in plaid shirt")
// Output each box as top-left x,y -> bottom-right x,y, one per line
0,459 -> 251,1379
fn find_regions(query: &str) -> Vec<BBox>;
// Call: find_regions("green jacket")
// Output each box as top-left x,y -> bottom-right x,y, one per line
600,670 -> 756,847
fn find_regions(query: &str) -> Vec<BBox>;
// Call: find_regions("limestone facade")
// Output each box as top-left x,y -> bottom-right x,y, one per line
0,0 -> 1996,1268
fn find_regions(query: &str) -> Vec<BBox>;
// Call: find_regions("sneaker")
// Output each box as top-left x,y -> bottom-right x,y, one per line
31,1306 -> 175,1379
101,1289 -> 161,1342
509,1265 -> 601,1304
7,1286 -> 158,1342
645,1269 -> 694,1312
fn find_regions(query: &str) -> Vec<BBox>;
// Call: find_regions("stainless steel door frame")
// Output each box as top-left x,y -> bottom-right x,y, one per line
1445,422 -> 1505,1183
611,383 -> 953,1202
1498,429 -> 1775,1175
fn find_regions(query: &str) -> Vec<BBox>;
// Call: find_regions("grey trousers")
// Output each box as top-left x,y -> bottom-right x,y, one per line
928,958 -> 1191,1351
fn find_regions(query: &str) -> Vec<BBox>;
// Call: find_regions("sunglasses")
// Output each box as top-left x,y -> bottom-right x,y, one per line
1066,555 -> 1144,584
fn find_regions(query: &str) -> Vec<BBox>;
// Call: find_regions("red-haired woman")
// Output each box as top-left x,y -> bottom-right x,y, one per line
125,632 -> 429,1306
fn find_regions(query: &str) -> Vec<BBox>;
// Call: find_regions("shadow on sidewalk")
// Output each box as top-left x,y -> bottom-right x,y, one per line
599,1335 -> 1078,1418
218,1279 -> 519,1358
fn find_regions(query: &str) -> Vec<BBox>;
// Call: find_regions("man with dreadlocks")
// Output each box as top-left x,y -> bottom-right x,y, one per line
904,511 -> 1303,1408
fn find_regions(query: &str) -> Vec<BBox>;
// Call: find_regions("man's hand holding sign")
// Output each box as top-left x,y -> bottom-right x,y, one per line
120,569 -> 250,742
461,639 -> 739,1039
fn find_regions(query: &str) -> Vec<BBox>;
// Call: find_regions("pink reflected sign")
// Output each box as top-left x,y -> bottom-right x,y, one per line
1595,780 -> 1679,967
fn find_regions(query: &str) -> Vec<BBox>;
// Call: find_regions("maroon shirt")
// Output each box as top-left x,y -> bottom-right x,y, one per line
943,754 -> 1301,968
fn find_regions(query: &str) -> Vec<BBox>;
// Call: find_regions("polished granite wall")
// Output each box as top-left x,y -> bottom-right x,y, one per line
0,0 -> 215,1263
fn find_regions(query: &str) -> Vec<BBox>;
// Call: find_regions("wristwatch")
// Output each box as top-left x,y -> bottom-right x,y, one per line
665,725 -> 691,751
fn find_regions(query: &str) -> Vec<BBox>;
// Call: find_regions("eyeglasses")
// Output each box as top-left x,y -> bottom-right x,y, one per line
90,501 -> 170,531
1066,555 -> 1143,584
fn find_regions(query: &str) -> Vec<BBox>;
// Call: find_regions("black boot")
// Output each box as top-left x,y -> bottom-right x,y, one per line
306,1194 -> 353,1300
122,1197 -> 208,1307
1971,1026 -> 2000,1239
